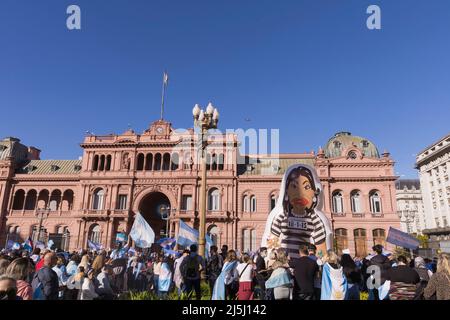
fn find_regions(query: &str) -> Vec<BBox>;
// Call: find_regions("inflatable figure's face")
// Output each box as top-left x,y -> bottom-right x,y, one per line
287,171 -> 315,213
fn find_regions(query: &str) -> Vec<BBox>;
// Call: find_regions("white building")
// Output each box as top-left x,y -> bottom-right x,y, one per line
416,133 -> 450,230
395,179 -> 425,234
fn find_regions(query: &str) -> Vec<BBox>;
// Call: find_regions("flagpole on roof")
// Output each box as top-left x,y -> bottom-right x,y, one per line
160,71 -> 169,120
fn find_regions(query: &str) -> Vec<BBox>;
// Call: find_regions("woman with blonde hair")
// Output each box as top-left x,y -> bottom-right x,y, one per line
424,253 -> 450,300
5,258 -> 33,300
78,254 -> 90,271
265,248 -> 293,300
92,251 -> 106,275
321,250 -> 347,300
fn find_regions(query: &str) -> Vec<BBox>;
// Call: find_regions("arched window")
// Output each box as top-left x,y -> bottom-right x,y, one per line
24,190 -> 37,210
332,191 -> 344,214
250,196 -> 257,212
270,194 -> 277,210
31,225 -> 39,243
171,153 -> 179,171
92,189 -> 105,210
243,195 -> 250,212
89,224 -> 101,244
105,155 -> 112,171
62,190 -> 74,211
206,154 -> 212,171
137,153 -> 144,171
208,225 -> 220,246
354,228 -> 367,258
145,153 -> 153,171
49,190 -> 61,211
6,225 -> 20,243
154,153 -> 162,171
350,190 -> 362,213
242,229 -> 250,253
12,189 -> 25,210
218,154 -> 224,170
370,191 -> 382,214
208,188 -> 220,211
251,229 -> 257,252
99,155 -> 105,171
93,155 -> 99,171
56,226 -> 70,251
335,228 -> 348,255
162,153 -> 171,171
211,154 -> 218,171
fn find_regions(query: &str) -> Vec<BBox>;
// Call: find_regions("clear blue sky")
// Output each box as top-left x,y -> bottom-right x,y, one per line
1,0 -> 449,178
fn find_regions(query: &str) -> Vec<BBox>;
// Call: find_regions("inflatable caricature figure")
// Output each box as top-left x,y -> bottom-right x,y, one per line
261,164 -> 333,260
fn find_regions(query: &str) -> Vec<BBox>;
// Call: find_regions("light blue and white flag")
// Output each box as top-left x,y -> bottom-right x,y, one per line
130,212 -> 155,248
87,239 -> 102,251
158,262 -> 173,293
212,261 -> 238,300
378,280 -> 391,300
158,237 -> 176,250
12,242 -> 21,250
320,262 -> 348,300
177,220 -> 199,247
265,268 -> 292,289
47,239 -> 55,250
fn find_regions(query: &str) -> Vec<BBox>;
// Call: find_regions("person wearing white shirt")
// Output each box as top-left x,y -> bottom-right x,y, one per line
236,254 -> 255,300
80,269 -> 99,300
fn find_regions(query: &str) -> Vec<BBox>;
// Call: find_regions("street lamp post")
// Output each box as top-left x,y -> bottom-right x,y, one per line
192,102 -> 219,258
160,204 -> 171,238
35,207 -> 50,243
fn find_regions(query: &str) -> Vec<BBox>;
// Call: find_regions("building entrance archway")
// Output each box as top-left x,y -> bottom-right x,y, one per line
138,192 -> 171,240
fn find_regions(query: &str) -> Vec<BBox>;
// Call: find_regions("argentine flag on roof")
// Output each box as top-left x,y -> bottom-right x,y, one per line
130,212 -> 155,248
177,220 -> 199,247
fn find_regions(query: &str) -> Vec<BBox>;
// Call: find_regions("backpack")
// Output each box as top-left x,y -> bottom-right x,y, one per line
32,272 -> 45,300
182,255 -> 200,280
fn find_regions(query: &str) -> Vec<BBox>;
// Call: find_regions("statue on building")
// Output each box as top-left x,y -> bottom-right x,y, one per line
261,164 -> 333,260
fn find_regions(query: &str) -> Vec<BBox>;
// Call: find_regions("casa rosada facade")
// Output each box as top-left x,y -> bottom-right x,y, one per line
0,119 -> 400,257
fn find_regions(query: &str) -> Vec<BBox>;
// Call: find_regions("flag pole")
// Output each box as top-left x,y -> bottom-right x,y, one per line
160,71 -> 168,120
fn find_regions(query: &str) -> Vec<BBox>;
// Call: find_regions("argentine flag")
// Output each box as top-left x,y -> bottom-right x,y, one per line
320,262 -> 348,300
158,262 -> 173,293
87,240 -> 102,251
177,220 -> 199,247
130,212 -> 155,248
212,260 -> 238,300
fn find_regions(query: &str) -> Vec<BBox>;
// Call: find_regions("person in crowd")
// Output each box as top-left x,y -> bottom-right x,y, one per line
220,245 -> 229,262
386,255 -> 420,300
321,250 -> 347,300
0,258 -> 10,276
254,247 -> 268,300
180,244 -> 205,300
80,269 -> 99,300
32,252 -> 59,300
153,255 -> 163,295
66,265 -> 85,300
222,250 -> 239,300
5,257 -> 33,300
307,244 -> 322,300
35,249 -> 50,272
158,256 -> 173,299
53,255 -> 69,298
92,251 -> 106,276
414,256 -> 433,300
340,250 -> 361,300
367,245 -> 391,300
173,250 -> 189,295
66,255 -> 80,277
30,248 -> 41,264
265,248 -> 293,300
236,253 -> 255,300
206,245 -> 223,295
424,253 -> 450,300
96,265 -> 115,300
0,275 -> 21,300
78,254 -> 90,271
289,245 -> 318,300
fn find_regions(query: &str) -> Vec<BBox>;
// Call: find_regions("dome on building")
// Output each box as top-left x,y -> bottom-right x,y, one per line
324,132 -> 380,158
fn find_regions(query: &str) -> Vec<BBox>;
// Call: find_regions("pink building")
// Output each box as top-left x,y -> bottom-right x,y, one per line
0,121 -> 400,257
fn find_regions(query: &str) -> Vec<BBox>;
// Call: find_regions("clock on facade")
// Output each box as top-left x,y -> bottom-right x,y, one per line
156,127 -> 164,134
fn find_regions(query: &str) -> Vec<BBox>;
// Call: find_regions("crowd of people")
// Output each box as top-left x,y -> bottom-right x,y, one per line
1,242 -> 450,301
